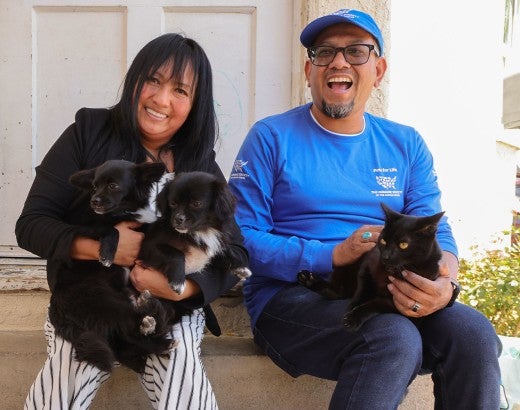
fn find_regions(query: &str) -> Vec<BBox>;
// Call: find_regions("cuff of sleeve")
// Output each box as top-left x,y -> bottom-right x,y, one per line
440,244 -> 458,259
54,229 -> 78,264
310,243 -> 336,274
180,269 -> 239,309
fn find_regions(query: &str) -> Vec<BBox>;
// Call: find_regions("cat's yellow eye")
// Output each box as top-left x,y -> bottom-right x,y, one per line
399,242 -> 409,250
380,238 -> 386,245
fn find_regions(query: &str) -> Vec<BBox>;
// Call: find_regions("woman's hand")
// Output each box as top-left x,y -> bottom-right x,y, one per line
332,225 -> 383,267
70,220 -> 144,265
130,261 -> 201,301
112,221 -> 145,266
387,263 -> 453,317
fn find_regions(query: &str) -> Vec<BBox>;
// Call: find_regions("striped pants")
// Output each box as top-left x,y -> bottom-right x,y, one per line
25,308 -> 218,410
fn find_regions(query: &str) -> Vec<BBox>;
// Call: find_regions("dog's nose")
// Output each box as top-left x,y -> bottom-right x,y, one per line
174,214 -> 186,225
91,197 -> 103,207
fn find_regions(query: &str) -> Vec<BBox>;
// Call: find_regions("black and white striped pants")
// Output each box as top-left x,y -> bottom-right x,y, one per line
25,308 -> 218,409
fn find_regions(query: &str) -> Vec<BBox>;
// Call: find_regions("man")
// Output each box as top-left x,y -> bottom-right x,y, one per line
229,9 -> 501,409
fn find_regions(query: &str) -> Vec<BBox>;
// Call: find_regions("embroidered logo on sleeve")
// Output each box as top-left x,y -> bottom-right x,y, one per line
230,160 -> 249,180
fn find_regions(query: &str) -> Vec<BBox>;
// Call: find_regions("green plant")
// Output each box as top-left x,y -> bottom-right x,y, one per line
458,231 -> 520,337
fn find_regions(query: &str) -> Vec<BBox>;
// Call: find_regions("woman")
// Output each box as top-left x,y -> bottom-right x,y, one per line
16,33 -> 247,410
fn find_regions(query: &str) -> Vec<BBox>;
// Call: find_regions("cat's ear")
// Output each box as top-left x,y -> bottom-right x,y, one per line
380,202 -> 402,222
417,211 -> 445,235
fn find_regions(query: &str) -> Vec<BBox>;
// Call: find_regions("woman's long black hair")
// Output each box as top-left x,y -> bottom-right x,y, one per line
111,33 -> 217,172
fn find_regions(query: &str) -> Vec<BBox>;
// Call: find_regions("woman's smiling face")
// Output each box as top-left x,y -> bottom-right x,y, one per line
137,62 -> 195,148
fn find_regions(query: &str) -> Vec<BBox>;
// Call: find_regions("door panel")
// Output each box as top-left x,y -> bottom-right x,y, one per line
35,6 -> 126,163
0,0 -> 293,256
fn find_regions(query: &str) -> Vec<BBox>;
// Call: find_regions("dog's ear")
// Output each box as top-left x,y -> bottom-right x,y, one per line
156,181 -> 171,216
213,180 -> 236,220
69,168 -> 96,190
134,162 -> 166,186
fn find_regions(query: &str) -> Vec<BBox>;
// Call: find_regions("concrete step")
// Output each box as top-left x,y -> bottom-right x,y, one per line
0,264 -> 434,409
0,330 -> 434,410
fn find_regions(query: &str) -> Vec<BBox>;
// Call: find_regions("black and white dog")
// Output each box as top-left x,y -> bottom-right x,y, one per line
69,159 -> 174,265
49,160 -> 176,373
138,171 -> 251,296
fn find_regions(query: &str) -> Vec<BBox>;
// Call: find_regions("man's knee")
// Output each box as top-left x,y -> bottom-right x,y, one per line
360,313 -> 423,363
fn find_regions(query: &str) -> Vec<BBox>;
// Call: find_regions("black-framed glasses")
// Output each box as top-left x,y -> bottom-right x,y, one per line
307,44 -> 377,66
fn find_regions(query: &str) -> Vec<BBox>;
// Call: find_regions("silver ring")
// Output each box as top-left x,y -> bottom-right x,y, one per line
361,231 -> 372,242
411,302 -> 421,313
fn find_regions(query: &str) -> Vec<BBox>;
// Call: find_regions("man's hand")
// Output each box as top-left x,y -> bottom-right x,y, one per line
332,225 -> 383,267
387,263 -> 454,317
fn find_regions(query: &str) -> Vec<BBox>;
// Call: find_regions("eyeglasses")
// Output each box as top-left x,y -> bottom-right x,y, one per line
307,44 -> 377,66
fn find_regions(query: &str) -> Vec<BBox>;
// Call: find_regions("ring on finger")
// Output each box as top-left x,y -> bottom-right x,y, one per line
361,231 -> 372,242
411,301 -> 421,313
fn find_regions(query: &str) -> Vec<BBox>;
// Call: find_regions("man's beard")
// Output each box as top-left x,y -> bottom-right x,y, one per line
321,101 -> 354,119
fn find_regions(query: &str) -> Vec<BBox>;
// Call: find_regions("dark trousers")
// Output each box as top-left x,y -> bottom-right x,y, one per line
254,284 -> 502,410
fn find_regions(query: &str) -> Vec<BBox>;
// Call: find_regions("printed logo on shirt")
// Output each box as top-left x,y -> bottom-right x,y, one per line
371,168 -> 402,197
230,159 -> 249,180
376,175 -> 396,189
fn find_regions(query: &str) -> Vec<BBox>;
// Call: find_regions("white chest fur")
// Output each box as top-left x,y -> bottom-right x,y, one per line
184,228 -> 224,274
134,172 -> 175,223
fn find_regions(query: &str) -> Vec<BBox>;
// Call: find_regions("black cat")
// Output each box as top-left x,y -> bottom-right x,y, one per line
298,203 -> 444,331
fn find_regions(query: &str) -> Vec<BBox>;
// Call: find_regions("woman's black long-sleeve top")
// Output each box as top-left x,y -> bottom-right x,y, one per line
15,107 -> 248,309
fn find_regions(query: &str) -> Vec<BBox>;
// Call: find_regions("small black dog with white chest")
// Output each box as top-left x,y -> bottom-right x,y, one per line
49,160 -> 176,373
138,171 -> 251,296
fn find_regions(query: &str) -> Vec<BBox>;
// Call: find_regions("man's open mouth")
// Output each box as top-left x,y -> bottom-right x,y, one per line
327,77 -> 353,91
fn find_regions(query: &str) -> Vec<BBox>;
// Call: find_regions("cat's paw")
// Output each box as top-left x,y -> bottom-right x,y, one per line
232,267 -> 252,279
140,315 -> 156,335
343,310 -> 363,331
297,270 -> 317,288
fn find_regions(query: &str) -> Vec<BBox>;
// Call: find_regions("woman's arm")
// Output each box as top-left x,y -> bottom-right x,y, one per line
130,262 -> 201,301
16,109 -> 114,263
70,220 -> 145,266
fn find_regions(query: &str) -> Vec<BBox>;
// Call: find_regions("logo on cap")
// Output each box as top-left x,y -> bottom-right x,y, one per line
334,9 -> 356,19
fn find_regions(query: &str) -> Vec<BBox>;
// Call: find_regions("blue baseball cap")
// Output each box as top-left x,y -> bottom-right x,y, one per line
300,9 -> 384,56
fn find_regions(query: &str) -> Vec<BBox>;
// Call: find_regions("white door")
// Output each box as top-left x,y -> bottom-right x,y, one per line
0,0 -> 294,257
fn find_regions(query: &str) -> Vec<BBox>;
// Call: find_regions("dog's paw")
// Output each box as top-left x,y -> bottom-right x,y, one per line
297,270 -> 317,287
140,315 -> 156,335
99,257 -> 113,267
137,290 -> 152,307
168,280 -> 186,295
159,339 -> 179,359
232,267 -> 252,279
